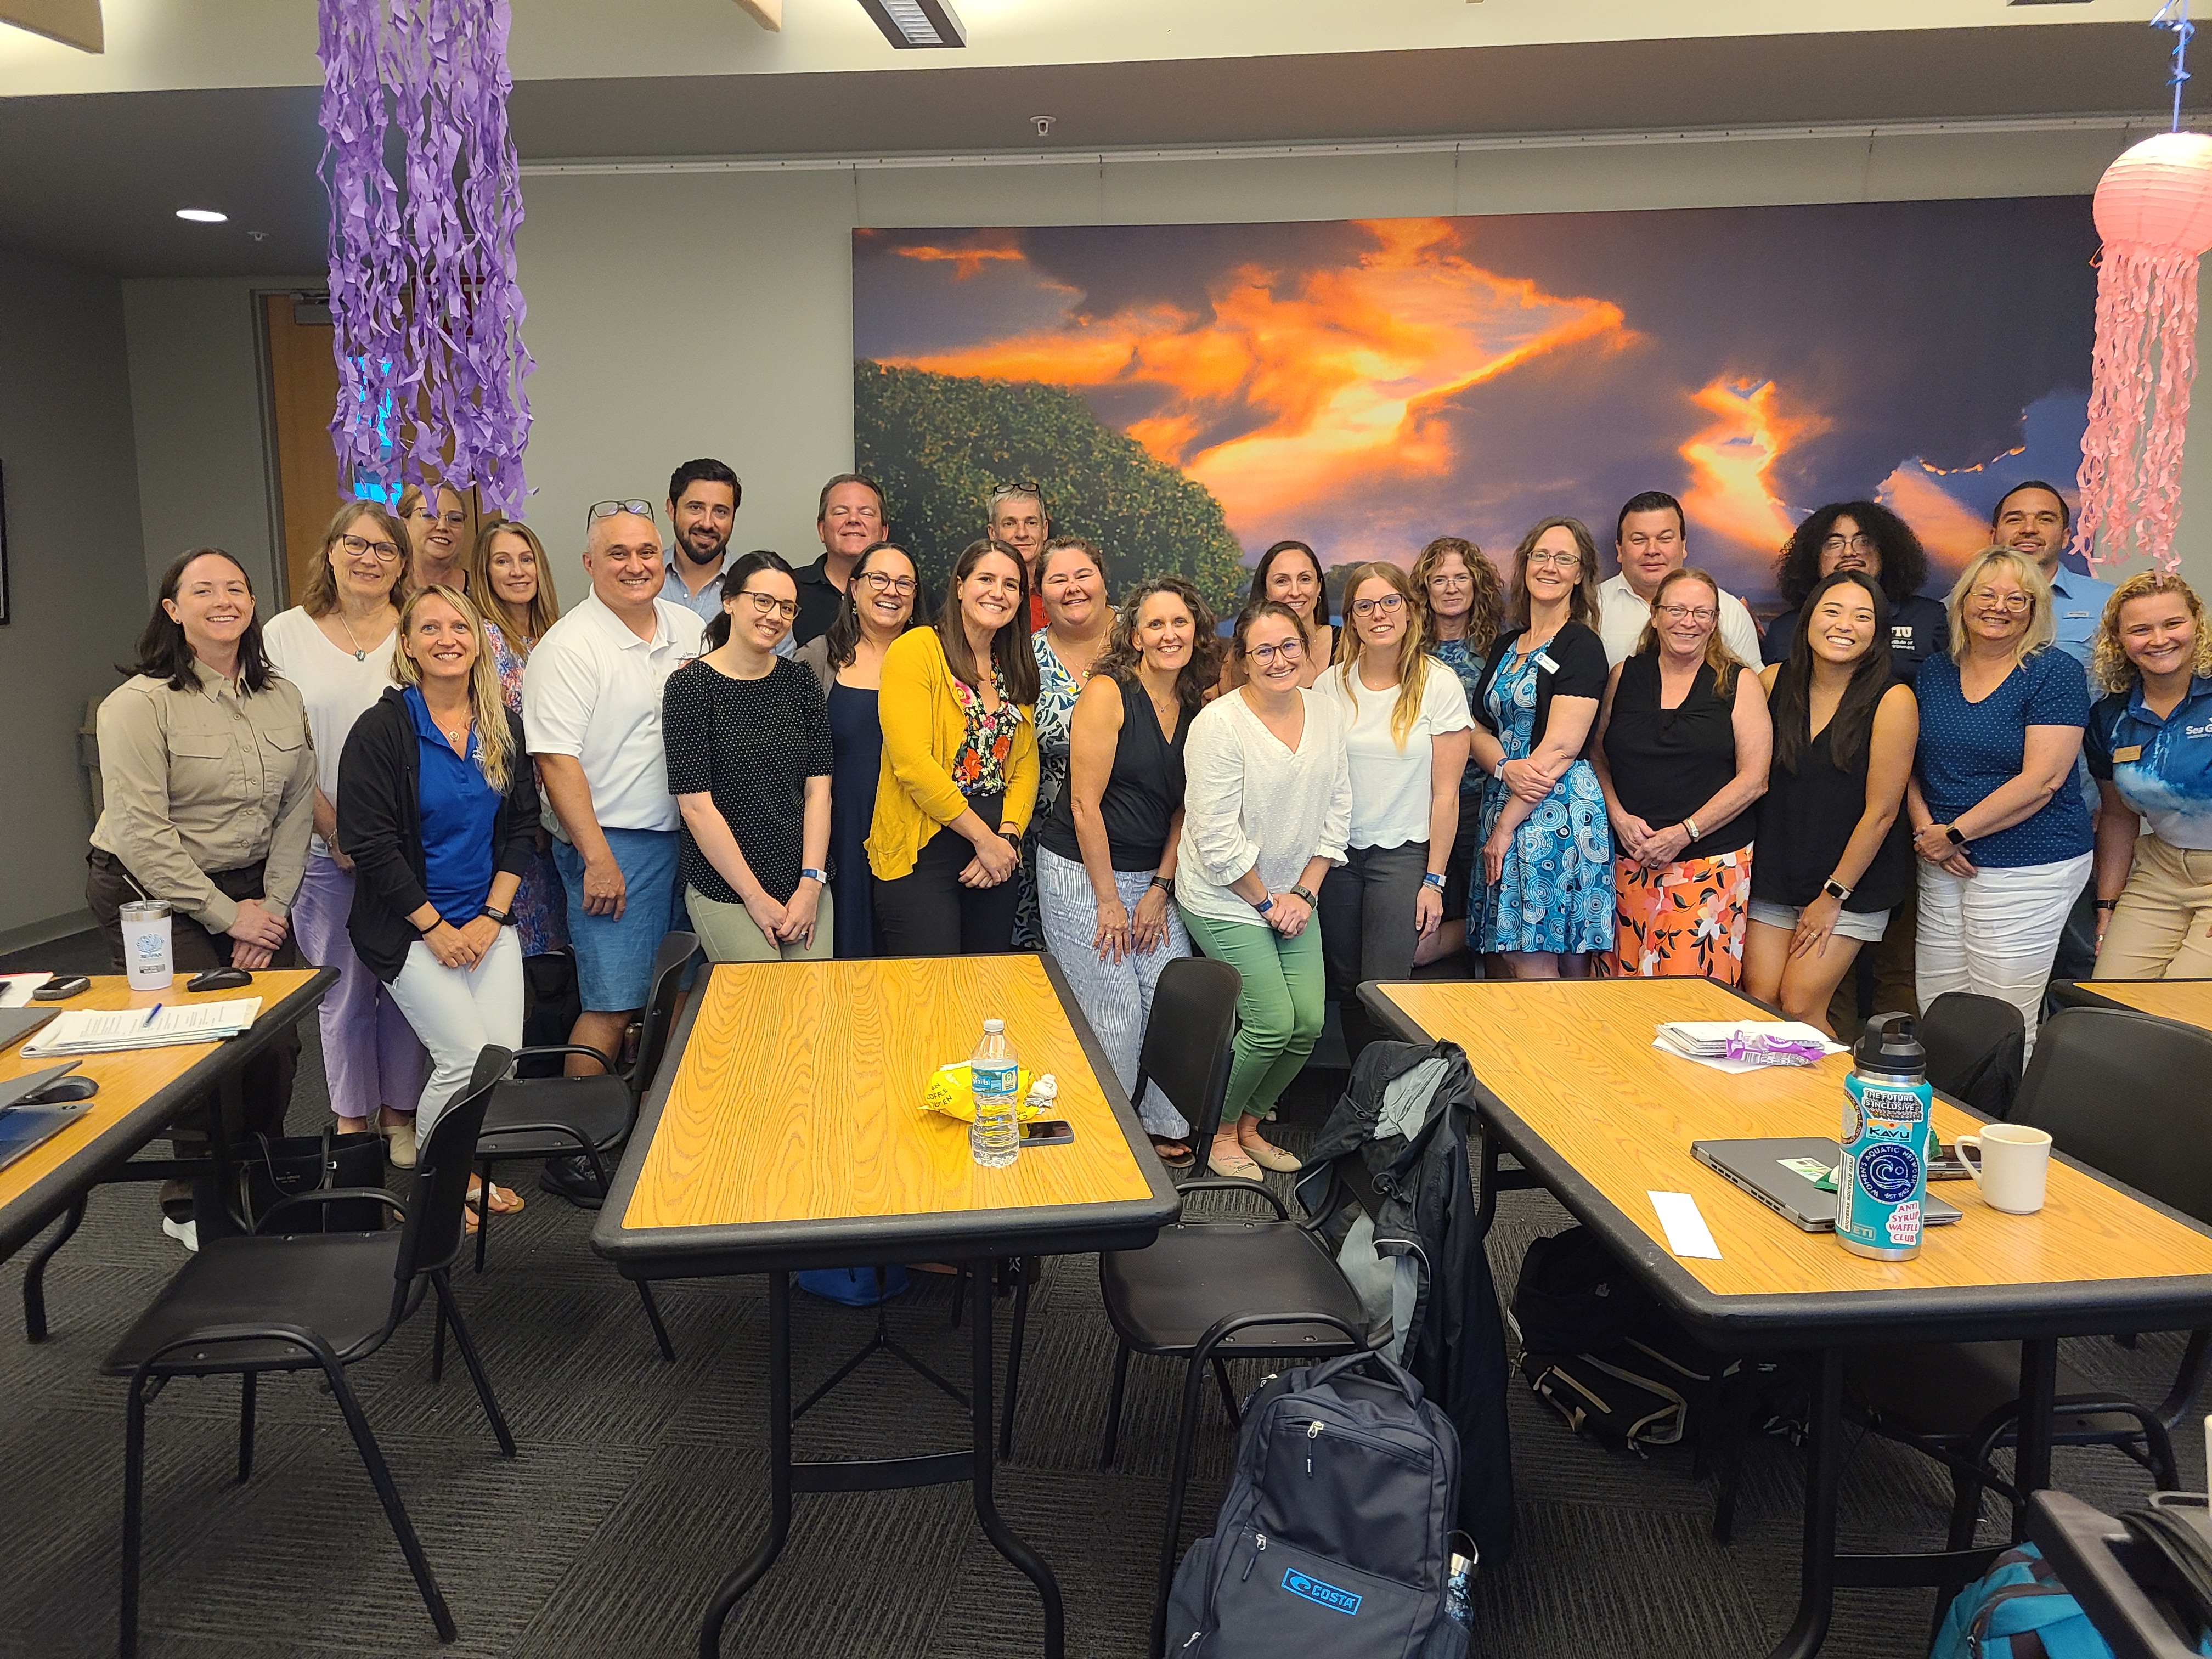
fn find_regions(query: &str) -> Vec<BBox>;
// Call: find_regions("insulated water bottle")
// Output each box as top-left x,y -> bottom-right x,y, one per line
1836,1011 -> 1933,1261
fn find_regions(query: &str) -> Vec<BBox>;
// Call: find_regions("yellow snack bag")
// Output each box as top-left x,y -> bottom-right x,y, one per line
922,1062 -> 1043,1122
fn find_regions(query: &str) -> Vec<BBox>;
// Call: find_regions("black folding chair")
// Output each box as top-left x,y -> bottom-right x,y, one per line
470,930 -> 695,1359
101,1046 -> 516,1657
1919,991 -> 2026,1120
1848,1008 -> 2212,1554
994,956 -> 1241,1462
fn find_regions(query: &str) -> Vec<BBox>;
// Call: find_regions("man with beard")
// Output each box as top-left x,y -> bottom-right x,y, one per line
1991,480 -> 2114,983
793,472 -> 890,647
658,459 -> 742,629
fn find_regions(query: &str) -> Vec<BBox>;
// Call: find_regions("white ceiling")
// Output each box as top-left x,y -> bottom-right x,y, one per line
0,0 -> 2165,99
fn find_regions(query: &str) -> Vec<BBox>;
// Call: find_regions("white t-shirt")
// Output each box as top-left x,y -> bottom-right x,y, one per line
1597,572 -> 1764,669
521,592 -> 706,836
1322,657 -> 1473,850
1175,688 -> 1352,929
262,606 -> 400,854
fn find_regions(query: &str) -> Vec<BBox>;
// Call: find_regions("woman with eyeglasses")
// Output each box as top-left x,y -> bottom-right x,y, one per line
397,480 -> 471,594
1015,537 -> 1115,948
796,541 -> 922,957
869,539 -> 1041,955
2087,573 -> 2212,979
263,500 -> 431,1167
1907,548 -> 2092,1054
1413,535 -> 1504,967
1222,540 -> 1338,693
1176,601 -> 1351,1180
662,551 -> 834,962
1318,563 -> 1471,1058
1591,567 -> 1772,981
1468,518 -> 1614,978
467,520 -> 569,965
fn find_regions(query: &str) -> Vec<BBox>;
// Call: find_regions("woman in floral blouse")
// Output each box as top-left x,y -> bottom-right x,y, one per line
468,519 -> 569,957
1015,536 -> 1113,947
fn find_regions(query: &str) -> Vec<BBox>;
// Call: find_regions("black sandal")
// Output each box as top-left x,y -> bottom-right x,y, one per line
1148,1136 -> 1195,1169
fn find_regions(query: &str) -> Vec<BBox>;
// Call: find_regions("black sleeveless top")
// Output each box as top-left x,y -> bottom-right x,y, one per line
1600,654 -> 1753,859
1752,711 -> 1913,914
1037,675 -> 1189,871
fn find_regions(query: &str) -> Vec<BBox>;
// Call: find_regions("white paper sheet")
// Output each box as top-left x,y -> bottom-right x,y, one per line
1649,1190 -> 1724,1260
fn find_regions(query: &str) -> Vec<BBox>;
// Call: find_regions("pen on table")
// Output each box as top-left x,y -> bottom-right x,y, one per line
142,1003 -> 162,1028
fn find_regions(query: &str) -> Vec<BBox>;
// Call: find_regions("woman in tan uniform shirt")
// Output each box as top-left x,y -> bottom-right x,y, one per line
87,548 -> 316,1243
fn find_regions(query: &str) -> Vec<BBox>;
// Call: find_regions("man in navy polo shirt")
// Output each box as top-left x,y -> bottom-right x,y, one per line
1992,481 -> 2114,981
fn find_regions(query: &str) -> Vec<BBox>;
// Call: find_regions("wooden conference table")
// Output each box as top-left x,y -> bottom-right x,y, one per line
2053,977 -> 2212,1034
1363,975 -> 2212,1659
0,968 -> 336,1334
593,955 -> 1180,1659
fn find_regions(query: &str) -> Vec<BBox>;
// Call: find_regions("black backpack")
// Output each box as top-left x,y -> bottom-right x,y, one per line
1509,1226 -> 1740,1452
1162,1351 -> 1468,1658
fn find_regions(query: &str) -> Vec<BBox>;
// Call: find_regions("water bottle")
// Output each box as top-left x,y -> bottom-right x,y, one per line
969,1018 -> 1020,1170
1836,1011 -> 1933,1261
1442,1541 -> 1476,1633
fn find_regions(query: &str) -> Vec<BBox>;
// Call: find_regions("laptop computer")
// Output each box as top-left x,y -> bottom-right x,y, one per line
0,1062 -> 94,1171
1691,1136 -> 1962,1234
0,1006 -> 58,1052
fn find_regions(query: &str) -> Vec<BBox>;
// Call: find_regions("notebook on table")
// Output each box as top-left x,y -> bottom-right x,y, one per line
1691,1137 -> 1962,1234
0,1006 -> 58,1053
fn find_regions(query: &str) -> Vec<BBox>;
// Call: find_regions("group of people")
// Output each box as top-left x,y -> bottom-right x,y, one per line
87,459 -> 2212,1223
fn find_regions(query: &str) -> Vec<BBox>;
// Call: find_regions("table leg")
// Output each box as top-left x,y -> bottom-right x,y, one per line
2011,1338 -> 2059,1542
968,1256 -> 1065,1659
699,1273 -> 794,1659
22,1194 -> 86,1342
1768,1348 -> 1843,1659
194,1074 -> 247,1243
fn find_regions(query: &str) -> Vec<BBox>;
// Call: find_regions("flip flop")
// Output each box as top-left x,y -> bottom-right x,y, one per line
1148,1136 -> 1195,1169
466,1182 -> 526,1216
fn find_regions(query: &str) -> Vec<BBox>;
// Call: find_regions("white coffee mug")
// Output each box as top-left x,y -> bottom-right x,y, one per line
119,899 -> 173,992
1955,1123 -> 2053,1215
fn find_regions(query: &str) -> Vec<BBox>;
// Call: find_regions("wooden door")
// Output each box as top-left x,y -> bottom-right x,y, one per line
263,292 -> 344,607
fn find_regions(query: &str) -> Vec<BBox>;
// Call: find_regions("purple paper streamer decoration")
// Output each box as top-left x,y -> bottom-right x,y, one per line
317,0 -> 533,515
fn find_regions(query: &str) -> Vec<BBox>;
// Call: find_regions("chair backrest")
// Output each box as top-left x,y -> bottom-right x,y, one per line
1135,956 -> 1240,1153
393,1045 -> 515,1289
627,932 -> 698,1105
2013,1007 -> 2212,1224
1918,992 -> 2026,1119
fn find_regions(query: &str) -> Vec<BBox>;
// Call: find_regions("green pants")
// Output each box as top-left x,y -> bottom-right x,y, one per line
1180,905 -> 1325,1126
685,885 -> 837,963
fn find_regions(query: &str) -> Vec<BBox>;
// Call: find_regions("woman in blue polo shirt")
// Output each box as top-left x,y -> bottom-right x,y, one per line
2087,572 -> 2212,979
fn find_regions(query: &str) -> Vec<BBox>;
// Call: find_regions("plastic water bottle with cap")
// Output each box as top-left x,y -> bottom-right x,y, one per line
969,1019 -> 1020,1169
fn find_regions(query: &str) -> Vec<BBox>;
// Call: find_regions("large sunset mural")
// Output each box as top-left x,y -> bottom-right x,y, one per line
853,199 -> 2097,610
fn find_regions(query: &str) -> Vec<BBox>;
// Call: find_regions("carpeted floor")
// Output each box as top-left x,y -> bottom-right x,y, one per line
0,934 -> 2197,1659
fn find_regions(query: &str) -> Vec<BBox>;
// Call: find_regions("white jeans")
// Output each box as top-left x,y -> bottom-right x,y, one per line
1916,850 -> 2091,1059
385,928 -> 523,1141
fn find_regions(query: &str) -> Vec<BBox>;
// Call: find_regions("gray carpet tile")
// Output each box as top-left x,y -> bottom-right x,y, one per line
2,936 -> 2206,1658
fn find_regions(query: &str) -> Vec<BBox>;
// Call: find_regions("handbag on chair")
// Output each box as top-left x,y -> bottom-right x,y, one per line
239,1126 -> 388,1233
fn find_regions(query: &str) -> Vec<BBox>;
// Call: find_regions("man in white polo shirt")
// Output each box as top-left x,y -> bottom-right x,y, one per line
523,500 -> 704,1203
1596,489 -> 1765,669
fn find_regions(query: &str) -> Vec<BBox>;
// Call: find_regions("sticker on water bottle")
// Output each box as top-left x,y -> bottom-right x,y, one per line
1857,1142 -> 1921,1204
1885,1199 -> 1922,1246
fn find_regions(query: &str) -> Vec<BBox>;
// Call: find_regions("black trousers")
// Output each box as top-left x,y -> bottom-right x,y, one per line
873,794 -> 1019,958
1319,842 -> 1429,1063
86,849 -> 297,1142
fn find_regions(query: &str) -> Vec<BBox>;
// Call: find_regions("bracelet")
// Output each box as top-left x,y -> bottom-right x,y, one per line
2095,898 -> 2120,911
1681,817 -> 1701,842
799,867 -> 828,885
1492,758 -> 1507,782
1422,872 -> 1447,890
416,914 -> 444,935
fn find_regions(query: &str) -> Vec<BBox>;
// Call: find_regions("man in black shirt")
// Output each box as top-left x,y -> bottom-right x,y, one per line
1760,500 -> 1948,677
792,472 -> 889,647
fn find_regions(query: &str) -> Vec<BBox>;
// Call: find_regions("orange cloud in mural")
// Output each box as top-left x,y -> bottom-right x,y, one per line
1878,462 -> 2011,572
891,238 -> 1026,280
881,218 -> 1633,541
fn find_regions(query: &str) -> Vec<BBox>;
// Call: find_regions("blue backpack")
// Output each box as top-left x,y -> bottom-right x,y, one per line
1933,1542 -> 2212,1659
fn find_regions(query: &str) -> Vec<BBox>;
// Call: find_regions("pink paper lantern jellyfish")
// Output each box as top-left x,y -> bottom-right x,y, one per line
2074,129 -> 2212,574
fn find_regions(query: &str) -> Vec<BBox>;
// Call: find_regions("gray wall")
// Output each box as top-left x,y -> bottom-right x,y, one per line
0,247 -> 147,945
121,126 -> 2212,616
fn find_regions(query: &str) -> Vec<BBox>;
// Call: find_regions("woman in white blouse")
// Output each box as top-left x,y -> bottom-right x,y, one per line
1175,601 -> 1352,1180
1319,563 -> 1473,1059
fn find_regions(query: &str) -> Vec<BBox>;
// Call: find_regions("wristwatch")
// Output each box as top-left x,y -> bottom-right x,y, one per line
1149,874 -> 1175,895
1492,758 -> 1507,782
1001,829 -> 1022,849
1252,894 -> 1276,916
799,867 -> 828,885
1288,883 -> 1318,907
2095,898 -> 2120,912
1944,825 -> 1967,847
1821,879 -> 1850,903
1422,872 -> 1447,891
482,906 -> 515,927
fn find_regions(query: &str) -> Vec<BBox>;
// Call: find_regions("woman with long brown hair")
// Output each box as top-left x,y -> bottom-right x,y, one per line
868,538 -> 1041,955
1318,561 -> 1471,1059
1413,535 -> 1503,967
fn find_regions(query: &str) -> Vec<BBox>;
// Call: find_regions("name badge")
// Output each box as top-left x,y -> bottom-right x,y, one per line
1534,651 -> 1558,675
2112,744 -> 2145,763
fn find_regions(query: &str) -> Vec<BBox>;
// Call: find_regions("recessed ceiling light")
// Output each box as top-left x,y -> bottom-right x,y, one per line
857,0 -> 964,49
176,208 -> 228,224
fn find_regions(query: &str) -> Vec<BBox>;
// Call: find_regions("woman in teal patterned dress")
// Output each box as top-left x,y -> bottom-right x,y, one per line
1015,538 -> 1112,947
1468,518 -> 1614,975
1413,535 -> 1504,967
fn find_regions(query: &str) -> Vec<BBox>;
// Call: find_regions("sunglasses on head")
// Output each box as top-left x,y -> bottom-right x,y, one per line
587,499 -> 655,528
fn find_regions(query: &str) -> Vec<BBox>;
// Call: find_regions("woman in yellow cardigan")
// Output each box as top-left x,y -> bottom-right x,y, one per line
869,538 -> 1042,953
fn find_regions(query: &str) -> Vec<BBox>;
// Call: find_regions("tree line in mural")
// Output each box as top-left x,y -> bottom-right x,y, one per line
854,362 -> 1248,615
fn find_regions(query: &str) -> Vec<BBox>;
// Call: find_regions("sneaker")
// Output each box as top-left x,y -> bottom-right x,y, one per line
161,1216 -> 198,1252
380,1116 -> 417,1170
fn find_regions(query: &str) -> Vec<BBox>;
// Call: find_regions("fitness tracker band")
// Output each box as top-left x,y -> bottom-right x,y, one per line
1422,872 -> 1447,891
1253,894 -> 1275,916
1944,825 -> 1967,847
481,906 -> 515,927
1821,879 -> 1850,903
799,867 -> 828,885
1149,875 -> 1175,895
1288,883 -> 1318,908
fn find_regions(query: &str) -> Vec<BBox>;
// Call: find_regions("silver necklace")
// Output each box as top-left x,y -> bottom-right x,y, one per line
336,608 -> 387,662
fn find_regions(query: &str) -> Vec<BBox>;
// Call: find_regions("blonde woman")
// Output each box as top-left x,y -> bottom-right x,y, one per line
1590,566 -> 1771,982
467,518 -> 568,959
398,480 -> 470,592
1319,562 -> 1471,1057
337,586 -> 539,1165
1906,548 -> 2091,1053
2087,572 -> 2212,979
